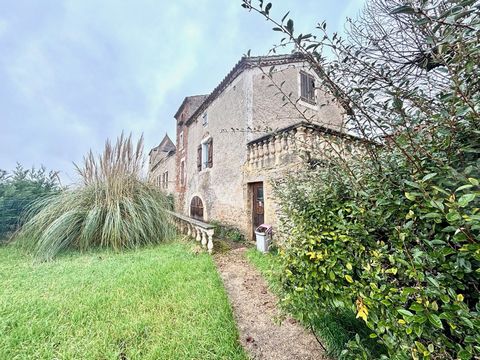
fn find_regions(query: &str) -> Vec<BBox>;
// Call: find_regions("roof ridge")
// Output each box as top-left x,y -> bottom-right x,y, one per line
184,53 -> 306,126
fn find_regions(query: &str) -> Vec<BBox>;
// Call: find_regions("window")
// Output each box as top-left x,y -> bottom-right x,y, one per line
202,112 -> 208,126
300,71 -> 316,104
179,131 -> 184,150
180,160 -> 185,186
190,196 -> 204,220
198,138 -> 213,171
162,171 -> 168,189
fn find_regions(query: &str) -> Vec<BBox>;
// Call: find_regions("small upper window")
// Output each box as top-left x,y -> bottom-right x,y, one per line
180,160 -> 186,186
202,112 -> 208,126
300,71 -> 316,104
179,131 -> 184,150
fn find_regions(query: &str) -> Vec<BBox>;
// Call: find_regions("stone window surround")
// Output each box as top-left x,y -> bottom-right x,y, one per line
200,136 -> 212,171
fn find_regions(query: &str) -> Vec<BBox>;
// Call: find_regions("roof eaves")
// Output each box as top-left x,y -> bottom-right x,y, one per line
185,53 -> 306,127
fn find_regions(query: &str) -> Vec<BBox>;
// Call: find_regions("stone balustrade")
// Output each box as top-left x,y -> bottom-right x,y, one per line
167,210 -> 215,254
246,122 -> 320,170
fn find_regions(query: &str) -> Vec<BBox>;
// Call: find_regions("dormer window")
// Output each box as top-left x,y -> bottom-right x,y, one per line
300,71 -> 316,104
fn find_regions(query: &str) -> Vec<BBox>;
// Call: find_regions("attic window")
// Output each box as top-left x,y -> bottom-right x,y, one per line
202,112 -> 208,126
300,71 -> 316,104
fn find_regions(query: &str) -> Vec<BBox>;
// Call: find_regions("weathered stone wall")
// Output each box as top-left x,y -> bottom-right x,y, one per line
181,73 -> 251,235
148,152 -> 176,194
174,60 -> 347,240
250,62 -> 345,141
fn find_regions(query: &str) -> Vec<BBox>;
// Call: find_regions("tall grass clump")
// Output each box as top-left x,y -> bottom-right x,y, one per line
15,133 -> 175,260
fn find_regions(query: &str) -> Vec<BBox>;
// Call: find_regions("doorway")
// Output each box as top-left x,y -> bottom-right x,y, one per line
250,182 -> 264,238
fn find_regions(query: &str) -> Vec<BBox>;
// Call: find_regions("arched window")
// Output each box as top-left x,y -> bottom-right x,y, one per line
190,196 -> 204,221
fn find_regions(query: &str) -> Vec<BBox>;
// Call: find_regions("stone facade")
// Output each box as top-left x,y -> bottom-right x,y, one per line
148,134 -> 176,194
149,54 -> 350,240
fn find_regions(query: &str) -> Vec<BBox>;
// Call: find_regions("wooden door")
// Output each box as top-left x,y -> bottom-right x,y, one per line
252,182 -> 264,237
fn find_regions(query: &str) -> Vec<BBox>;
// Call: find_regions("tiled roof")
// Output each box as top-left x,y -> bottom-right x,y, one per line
174,94 -> 208,121
148,134 -> 176,155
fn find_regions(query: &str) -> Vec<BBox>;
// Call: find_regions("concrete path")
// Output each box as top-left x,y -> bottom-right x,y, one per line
214,248 -> 327,360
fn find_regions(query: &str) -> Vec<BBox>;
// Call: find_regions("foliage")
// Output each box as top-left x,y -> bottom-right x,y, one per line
0,164 -> 60,240
15,133 -> 175,260
246,247 -> 384,357
211,220 -> 246,242
0,243 -> 247,359
243,0 -> 480,358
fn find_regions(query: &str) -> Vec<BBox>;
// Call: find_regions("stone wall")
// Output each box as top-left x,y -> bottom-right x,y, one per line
164,58 -> 348,240
180,73 -> 251,234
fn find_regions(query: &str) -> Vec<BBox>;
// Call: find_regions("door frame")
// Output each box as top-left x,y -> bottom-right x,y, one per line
249,182 -> 264,240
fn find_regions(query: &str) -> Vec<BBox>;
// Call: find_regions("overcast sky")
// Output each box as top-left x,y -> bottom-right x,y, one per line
0,0 -> 364,184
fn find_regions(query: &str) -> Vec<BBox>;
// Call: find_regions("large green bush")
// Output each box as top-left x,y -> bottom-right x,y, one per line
243,0 -> 479,358
0,165 -> 60,240
15,134 -> 175,260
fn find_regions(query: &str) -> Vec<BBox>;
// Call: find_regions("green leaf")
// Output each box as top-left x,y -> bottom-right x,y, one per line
455,184 -> 473,192
264,2 -> 272,15
405,192 -> 416,201
397,309 -> 414,317
428,314 -> 443,329
458,193 -> 475,207
468,178 -> 479,186
422,173 -> 437,182
390,5 -> 416,14
286,19 -> 294,34
446,211 -> 461,222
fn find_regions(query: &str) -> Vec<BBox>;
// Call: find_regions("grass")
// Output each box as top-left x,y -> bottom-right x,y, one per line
0,242 -> 247,360
245,248 -> 383,358
16,133 -> 175,260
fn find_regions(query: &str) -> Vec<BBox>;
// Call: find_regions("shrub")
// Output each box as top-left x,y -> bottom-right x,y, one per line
0,165 -> 60,240
243,0 -> 480,358
210,221 -> 246,242
15,133 -> 175,260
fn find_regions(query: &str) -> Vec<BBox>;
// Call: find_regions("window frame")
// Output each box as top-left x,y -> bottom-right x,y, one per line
179,131 -> 184,150
300,71 -> 316,105
200,137 -> 213,170
180,159 -> 186,186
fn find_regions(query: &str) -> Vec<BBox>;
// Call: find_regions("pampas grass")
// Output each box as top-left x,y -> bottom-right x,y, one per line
15,133 -> 175,260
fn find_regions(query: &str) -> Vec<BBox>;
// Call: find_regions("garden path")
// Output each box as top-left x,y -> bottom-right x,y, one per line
214,247 -> 327,360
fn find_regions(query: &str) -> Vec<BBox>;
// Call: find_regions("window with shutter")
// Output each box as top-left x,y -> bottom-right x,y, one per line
207,139 -> 213,168
197,146 -> 202,172
300,71 -> 316,104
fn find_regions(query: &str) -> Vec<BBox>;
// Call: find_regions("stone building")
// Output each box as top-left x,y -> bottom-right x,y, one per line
148,134 -> 176,194
149,53 -> 351,239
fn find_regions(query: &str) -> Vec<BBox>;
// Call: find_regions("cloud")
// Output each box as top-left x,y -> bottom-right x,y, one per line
0,0 -> 366,183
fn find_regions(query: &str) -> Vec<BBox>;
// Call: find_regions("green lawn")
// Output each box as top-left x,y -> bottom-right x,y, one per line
246,248 -> 383,358
0,243 -> 247,360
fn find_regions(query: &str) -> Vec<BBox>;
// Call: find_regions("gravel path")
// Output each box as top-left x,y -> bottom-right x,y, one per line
214,247 -> 327,360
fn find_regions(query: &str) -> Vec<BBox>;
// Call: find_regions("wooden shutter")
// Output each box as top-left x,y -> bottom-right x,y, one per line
207,139 -> 213,168
197,146 -> 202,171
300,72 -> 307,100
